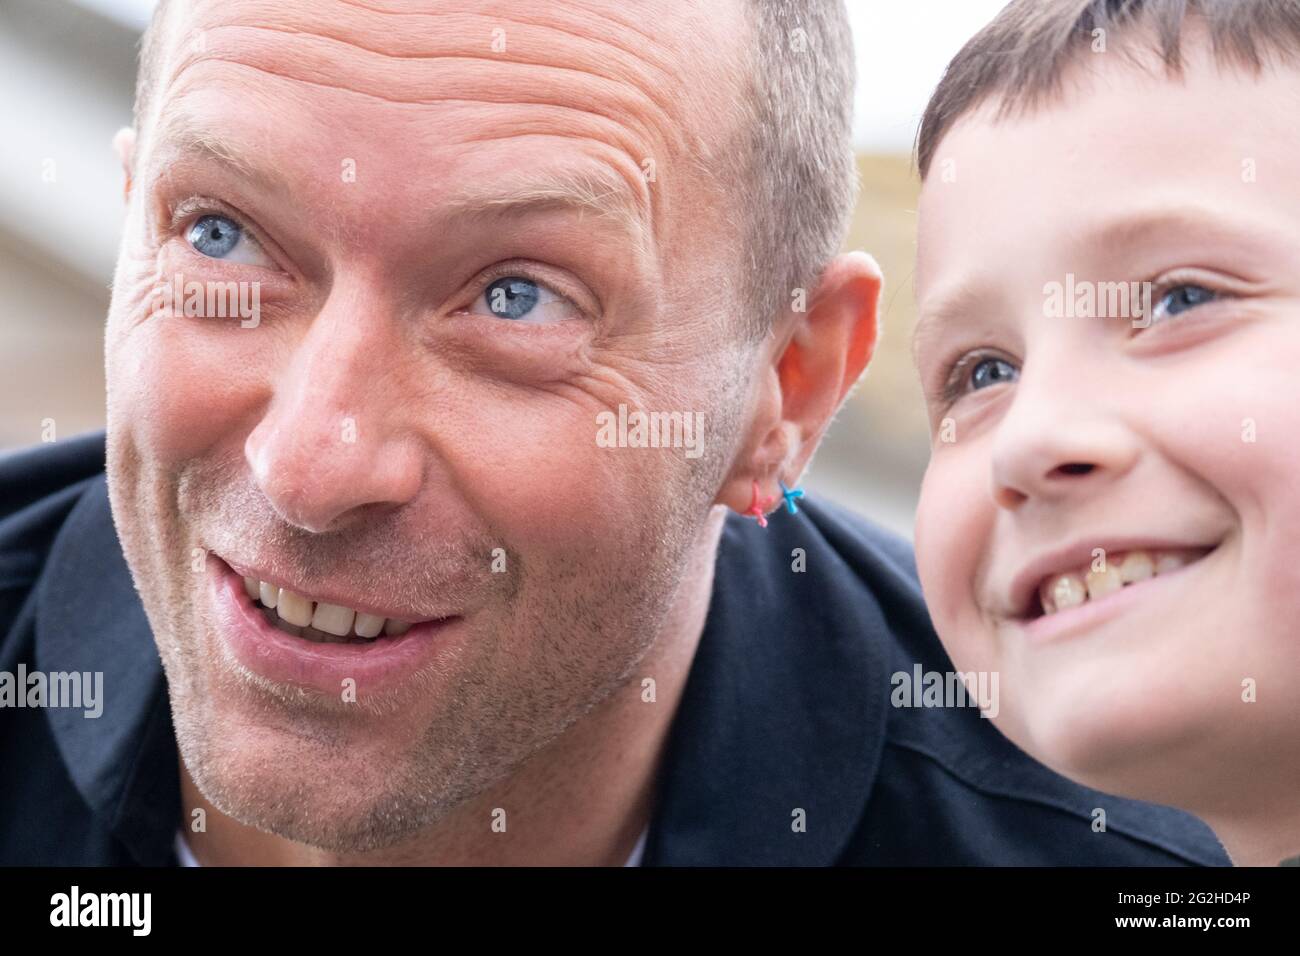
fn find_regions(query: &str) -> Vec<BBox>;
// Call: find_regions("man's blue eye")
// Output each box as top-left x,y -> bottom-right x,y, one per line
1153,284 -> 1217,321
467,274 -> 577,324
187,215 -> 242,258
484,277 -> 541,320
970,356 -> 1018,391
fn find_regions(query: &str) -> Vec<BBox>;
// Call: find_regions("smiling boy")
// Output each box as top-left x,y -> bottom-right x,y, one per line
913,0 -> 1300,865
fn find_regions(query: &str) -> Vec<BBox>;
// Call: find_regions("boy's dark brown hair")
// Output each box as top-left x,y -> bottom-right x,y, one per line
916,0 -> 1300,178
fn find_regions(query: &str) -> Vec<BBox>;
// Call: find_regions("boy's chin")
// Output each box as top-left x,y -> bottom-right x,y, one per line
1007,679 -> 1231,806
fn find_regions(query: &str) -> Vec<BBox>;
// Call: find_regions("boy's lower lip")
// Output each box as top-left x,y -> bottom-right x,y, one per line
1009,548 -> 1214,644
207,554 -> 460,696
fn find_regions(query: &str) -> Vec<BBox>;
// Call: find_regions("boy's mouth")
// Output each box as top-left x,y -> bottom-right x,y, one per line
1007,544 -> 1216,621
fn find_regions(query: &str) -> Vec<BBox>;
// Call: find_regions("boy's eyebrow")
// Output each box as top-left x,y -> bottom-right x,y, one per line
150,112 -> 654,250
911,202 -> 1286,367
1087,204 -> 1279,252
911,279 -> 995,367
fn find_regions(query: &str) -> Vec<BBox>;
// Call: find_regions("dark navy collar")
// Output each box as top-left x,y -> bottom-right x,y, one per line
33,470 -> 889,865
34,473 -> 177,865
640,504 -> 890,865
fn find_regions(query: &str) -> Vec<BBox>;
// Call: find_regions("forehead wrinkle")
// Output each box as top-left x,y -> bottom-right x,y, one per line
166,3 -> 702,164
151,0 -> 743,281
162,48 -> 671,231
235,23 -> 684,153
165,46 -> 668,183
151,97 -> 657,258
234,13 -> 687,141
336,0 -> 685,73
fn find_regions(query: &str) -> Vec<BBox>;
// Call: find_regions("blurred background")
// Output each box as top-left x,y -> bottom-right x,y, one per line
0,0 -> 1009,538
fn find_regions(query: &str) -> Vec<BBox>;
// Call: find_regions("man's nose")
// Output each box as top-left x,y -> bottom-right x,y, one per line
989,359 -> 1140,511
244,288 -> 423,533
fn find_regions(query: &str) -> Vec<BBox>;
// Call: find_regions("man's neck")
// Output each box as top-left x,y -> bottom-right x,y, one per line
180,509 -> 727,866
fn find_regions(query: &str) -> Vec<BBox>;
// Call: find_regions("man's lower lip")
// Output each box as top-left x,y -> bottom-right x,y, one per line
1011,552 -> 1210,644
208,556 -> 459,696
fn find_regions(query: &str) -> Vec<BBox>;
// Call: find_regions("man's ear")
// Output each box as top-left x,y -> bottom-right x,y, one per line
715,250 -> 883,519
113,127 -> 136,202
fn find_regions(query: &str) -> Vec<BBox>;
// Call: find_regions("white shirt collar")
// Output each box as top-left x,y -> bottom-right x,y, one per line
177,824 -> 649,866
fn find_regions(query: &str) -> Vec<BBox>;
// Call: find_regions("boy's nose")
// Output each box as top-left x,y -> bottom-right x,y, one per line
243,289 -> 424,534
989,372 -> 1141,511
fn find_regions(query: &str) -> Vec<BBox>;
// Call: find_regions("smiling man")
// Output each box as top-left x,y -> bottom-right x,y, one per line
0,0 -> 1229,867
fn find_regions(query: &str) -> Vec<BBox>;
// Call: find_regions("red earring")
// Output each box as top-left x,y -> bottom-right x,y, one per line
745,480 -> 777,528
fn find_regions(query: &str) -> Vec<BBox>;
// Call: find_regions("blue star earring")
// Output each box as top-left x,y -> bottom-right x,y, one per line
779,480 -> 805,515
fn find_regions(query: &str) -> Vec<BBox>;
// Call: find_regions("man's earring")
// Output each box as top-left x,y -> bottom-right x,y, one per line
745,480 -> 777,528
779,480 -> 805,515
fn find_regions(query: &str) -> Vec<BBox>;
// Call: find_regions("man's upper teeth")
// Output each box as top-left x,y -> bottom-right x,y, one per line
1037,549 -> 1196,616
242,576 -> 412,641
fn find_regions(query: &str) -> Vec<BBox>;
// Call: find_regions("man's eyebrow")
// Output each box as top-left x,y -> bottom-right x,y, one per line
147,114 -> 281,196
441,165 -> 653,253
150,113 -> 262,179
150,115 -> 652,251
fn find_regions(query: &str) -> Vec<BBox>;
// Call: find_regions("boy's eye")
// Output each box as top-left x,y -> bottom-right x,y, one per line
186,214 -> 270,267
970,356 -> 1018,391
937,351 -> 1020,408
1150,283 -> 1218,323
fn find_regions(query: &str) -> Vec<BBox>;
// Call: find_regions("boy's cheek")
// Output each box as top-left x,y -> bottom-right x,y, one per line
916,454 -> 996,655
1168,362 -> 1300,549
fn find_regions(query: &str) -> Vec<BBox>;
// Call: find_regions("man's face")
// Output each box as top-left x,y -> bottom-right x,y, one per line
105,0 -> 749,850
912,46 -> 1300,806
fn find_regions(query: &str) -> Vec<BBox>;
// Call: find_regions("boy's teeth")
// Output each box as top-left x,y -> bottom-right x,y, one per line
1044,573 -> 1086,614
239,577 -> 417,643
1035,549 -> 1200,618
1119,551 -> 1154,584
1155,552 -> 1191,574
1085,565 -> 1123,601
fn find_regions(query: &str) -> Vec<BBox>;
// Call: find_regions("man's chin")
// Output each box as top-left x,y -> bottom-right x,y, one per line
176,719 -> 461,854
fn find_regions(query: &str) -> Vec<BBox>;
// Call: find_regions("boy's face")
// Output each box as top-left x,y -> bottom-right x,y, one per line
912,49 -> 1300,805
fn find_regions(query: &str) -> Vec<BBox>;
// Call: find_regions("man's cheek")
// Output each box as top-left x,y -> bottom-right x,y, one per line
452,412 -> 674,556
108,306 -> 249,464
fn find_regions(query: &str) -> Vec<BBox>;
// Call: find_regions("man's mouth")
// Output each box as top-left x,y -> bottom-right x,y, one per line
241,576 -> 416,644
1010,545 -> 1216,621
208,554 -> 464,696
